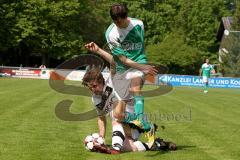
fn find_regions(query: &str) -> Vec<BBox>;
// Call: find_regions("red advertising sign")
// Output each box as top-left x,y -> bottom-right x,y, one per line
0,67 -> 41,78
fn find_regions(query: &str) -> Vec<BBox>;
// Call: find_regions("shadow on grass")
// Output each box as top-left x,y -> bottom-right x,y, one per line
176,145 -> 196,150
145,145 -> 196,157
102,144 -> 196,156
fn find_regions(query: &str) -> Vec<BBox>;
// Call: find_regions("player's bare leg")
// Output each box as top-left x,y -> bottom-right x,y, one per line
113,101 -> 126,121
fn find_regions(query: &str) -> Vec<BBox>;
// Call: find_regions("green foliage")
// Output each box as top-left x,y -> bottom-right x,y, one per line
0,1 -> 18,51
233,1 -> 240,30
0,0 -> 90,65
146,33 -> 202,74
119,0 -> 180,44
175,0 -> 230,51
14,0 -> 84,59
0,0 -> 237,73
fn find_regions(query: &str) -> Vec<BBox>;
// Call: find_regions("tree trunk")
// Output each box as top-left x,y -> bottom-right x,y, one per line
41,52 -> 49,67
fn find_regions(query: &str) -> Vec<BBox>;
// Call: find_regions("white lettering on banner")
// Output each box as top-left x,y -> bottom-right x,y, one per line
158,75 -> 240,88
168,77 -> 192,83
210,84 -> 225,87
228,85 -> 240,88
166,76 -> 172,82
193,78 -> 202,83
209,79 -> 215,84
158,75 -> 169,82
216,79 -> 230,85
13,70 -> 35,75
12,69 -> 40,76
230,79 -> 240,85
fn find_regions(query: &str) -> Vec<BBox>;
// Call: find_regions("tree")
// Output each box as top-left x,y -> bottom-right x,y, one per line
118,0 -> 180,45
13,0 -> 86,66
0,1 -> 18,52
233,0 -> 240,30
0,0 -> 236,74
175,0 -> 230,51
146,33 -> 202,75
0,0 -> 96,66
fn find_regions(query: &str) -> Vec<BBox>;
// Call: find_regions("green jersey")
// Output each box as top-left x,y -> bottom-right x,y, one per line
105,17 -> 147,72
201,63 -> 213,77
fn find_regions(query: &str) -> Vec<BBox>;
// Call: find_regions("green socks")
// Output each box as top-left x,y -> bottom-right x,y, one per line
134,95 -> 144,120
123,112 -> 152,131
123,112 -> 137,123
204,83 -> 208,91
123,95 -> 152,131
134,95 -> 152,131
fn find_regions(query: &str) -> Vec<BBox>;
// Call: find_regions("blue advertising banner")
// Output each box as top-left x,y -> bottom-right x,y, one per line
158,75 -> 240,89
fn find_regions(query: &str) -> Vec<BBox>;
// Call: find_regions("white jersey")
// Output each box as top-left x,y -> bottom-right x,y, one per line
92,77 -> 134,118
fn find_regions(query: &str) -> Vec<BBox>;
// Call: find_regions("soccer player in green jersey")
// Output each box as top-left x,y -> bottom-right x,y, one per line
85,40 -> 157,148
105,3 -> 157,135
200,58 -> 215,93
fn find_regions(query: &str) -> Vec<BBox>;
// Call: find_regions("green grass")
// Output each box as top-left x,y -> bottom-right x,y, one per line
0,78 -> 239,160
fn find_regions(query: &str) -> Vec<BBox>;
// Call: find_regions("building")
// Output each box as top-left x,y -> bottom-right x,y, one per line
216,17 -> 240,77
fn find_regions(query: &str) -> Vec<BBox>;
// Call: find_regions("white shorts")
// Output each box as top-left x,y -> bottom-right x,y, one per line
125,68 -> 144,80
112,68 -> 144,100
202,76 -> 208,83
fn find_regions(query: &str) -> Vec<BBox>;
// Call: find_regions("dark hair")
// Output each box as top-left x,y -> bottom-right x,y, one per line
110,3 -> 128,21
82,66 -> 105,86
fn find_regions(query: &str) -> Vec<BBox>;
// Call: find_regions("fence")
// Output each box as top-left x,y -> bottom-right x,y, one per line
1,66 -> 240,89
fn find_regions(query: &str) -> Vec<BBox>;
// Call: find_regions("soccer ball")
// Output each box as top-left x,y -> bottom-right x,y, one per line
84,133 -> 105,151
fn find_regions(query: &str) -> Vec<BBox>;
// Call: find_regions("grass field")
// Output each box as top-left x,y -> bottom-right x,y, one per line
0,78 -> 239,160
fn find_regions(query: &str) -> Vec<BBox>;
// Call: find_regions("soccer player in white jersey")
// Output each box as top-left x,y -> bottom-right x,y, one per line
200,58 -> 215,93
105,3 -> 157,145
82,67 -> 176,154
85,40 -> 157,147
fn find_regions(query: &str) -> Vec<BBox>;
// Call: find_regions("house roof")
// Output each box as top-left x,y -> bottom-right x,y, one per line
222,17 -> 233,29
216,17 -> 233,42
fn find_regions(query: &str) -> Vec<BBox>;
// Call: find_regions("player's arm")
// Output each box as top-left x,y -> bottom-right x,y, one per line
210,65 -> 216,75
118,55 -> 158,75
199,69 -> 202,76
98,115 -> 107,138
106,34 -> 157,75
200,64 -> 204,76
92,95 -> 107,138
85,42 -> 115,66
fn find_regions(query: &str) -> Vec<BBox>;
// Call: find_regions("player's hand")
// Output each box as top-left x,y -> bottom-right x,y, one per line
85,42 -> 100,53
211,69 -> 216,74
141,64 -> 158,75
